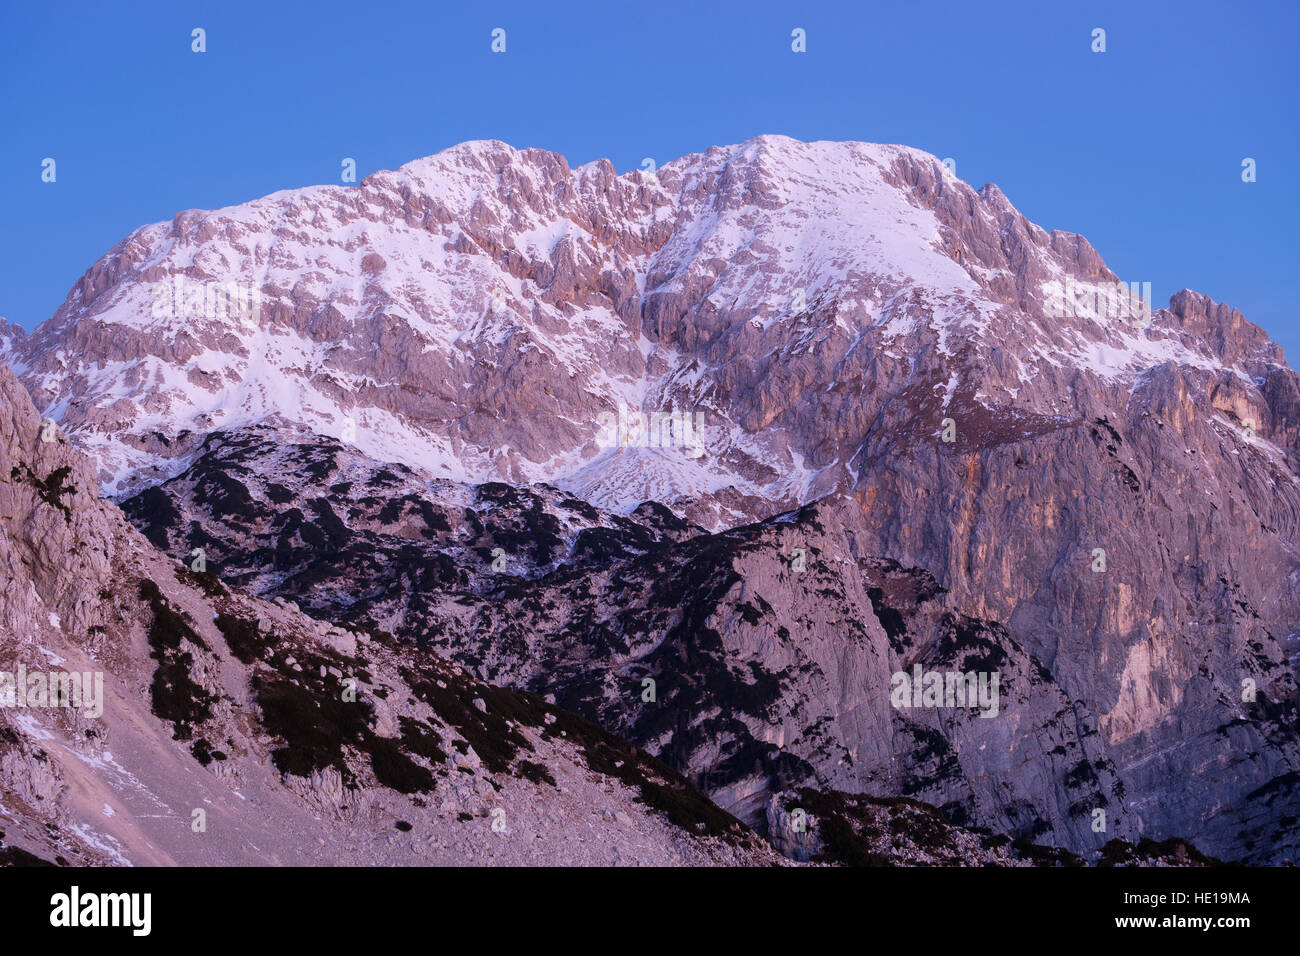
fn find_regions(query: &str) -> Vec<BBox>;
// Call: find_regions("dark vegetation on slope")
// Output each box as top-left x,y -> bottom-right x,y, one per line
138,578 -> 215,741
11,463 -> 75,521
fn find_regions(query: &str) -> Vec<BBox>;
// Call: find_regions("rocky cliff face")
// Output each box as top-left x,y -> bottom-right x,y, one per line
114,418 -> 1299,862
0,360 -> 1132,869
0,363 -> 787,866
3,135 -> 1298,864
12,137 -> 1277,516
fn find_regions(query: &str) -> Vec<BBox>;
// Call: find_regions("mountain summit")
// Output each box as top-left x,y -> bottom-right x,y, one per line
9,137 -> 1282,515
4,137 -> 1298,863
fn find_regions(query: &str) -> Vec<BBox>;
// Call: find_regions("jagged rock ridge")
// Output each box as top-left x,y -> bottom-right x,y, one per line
3,135 -> 1298,864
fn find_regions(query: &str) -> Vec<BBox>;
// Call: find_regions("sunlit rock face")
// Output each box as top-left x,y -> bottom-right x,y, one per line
6,135 -> 1299,864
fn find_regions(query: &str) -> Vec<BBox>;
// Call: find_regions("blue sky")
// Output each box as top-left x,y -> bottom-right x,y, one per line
2,0 -> 1296,356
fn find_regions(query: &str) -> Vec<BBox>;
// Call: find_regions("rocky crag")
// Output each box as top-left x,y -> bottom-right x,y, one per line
3,136 -> 1296,863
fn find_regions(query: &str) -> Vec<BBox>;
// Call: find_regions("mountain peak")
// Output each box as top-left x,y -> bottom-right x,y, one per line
2,135 -> 1298,866
0,138 -> 1289,513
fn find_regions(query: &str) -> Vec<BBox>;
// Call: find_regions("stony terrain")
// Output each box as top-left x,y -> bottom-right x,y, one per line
114,418 -> 1299,863
2,135 -> 1297,865
765,788 -> 1225,867
0,362 -> 785,866
4,357 -> 1163,868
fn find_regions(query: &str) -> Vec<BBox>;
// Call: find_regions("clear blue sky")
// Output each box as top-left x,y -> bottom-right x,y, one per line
2,0 -> 1296,356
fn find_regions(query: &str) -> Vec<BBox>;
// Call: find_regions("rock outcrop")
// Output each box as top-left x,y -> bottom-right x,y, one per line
4,135 -> 1298,864
0,363 -> 783,866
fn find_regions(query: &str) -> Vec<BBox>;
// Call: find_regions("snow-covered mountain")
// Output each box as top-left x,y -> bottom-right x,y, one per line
0,361 -> 788,866
3,135 -> 1299,864
7,137 -> 1282,521
0,359 -> 1166,867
